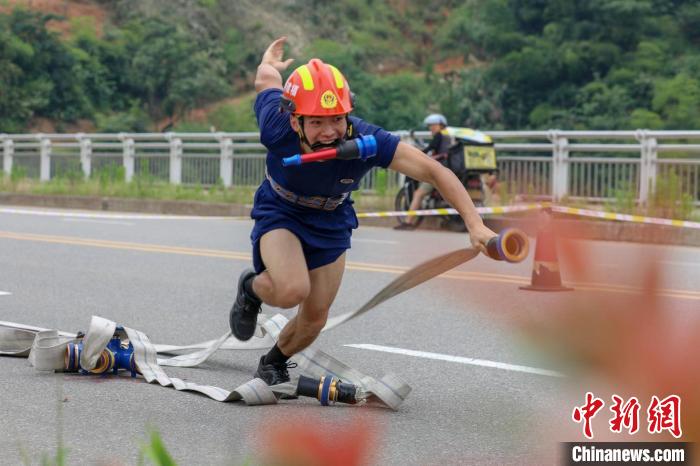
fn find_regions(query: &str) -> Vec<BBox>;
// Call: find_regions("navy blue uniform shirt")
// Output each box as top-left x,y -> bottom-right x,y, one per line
249,88 -> 400,273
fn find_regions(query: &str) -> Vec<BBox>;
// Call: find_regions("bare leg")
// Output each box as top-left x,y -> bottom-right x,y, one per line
252,229 -> 310,309
406,187 -> 428,225
277,253 -> 346,356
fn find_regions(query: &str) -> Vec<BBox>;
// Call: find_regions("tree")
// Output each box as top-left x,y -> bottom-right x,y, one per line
0,9 -> 99,130
124,18 -> 229,123
652,73 -> 700,129
0,16 -> 47,131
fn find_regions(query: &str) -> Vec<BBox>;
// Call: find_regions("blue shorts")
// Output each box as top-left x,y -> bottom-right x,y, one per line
250,180 -> 358,274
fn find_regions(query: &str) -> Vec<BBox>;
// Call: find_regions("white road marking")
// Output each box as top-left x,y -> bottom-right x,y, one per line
599,260 -> 700,268
0,291 -> 11,296
353,238 -> 398,245
62,218 -> 134,226
345,343 -> 564,378
0,207 -> 233,220
658,260 -> 700,267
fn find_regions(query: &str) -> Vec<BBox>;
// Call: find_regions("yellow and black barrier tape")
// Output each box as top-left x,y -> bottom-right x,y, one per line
356,202 -> 700,230
549,205 -> 700,230
356,203 -> 547,218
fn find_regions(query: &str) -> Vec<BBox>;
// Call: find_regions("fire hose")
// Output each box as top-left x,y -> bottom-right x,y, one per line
0,229 -> 527,409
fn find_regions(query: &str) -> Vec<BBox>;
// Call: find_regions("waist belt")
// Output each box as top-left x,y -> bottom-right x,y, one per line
266,172 -> 349,211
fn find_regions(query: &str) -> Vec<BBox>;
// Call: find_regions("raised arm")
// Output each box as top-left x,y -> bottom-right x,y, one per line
254,37 -> 295,93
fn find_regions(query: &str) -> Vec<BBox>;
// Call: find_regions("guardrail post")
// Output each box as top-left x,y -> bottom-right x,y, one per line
219,137 -> 233,187
169,136 -> 182,185
648,137 -> 658,195
78,134 -> 92,179
637,130 -> 657,204
122,135 -> 135,182
549,130 -> 569,201
39,136 -> 51,181
3,138 -> 13,175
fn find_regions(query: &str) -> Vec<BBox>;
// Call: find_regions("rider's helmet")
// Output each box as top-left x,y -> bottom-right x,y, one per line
280,59 -> 354,116
423,113 -> 448,127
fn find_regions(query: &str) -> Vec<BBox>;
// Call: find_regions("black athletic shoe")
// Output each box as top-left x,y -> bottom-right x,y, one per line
254,355 -> 297,385
229,268 -> 262,341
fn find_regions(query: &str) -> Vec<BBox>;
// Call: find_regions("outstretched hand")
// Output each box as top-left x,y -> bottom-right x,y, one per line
468,222 -> 497,256
261,37 -> 294,71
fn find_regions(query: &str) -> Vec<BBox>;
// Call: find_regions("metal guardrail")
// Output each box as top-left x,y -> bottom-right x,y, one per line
2,131 -> 700,204
413,130 -> 700,205
0,132 -> 405,195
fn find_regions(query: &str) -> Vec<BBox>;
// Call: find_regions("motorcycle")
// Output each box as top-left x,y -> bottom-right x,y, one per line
395,127 -> 497,231
394,171 -> 487,231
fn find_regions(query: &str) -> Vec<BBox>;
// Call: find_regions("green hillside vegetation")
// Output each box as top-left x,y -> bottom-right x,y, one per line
1,0 -> 699,133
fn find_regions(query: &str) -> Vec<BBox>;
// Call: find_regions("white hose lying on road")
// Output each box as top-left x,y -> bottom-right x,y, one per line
0,247 -> 481,409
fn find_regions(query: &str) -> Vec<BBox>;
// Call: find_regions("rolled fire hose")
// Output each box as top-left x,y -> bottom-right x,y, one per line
0,229 -> 528,409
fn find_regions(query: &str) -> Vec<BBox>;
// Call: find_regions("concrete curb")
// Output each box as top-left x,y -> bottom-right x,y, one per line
0,193 -> 252,217
1,193 -> 698,246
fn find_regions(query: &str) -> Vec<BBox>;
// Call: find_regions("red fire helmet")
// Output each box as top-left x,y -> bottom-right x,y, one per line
280,58 -> 354,116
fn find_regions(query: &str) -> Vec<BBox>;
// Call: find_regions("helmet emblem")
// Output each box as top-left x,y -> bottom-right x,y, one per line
320,90 -> 338,109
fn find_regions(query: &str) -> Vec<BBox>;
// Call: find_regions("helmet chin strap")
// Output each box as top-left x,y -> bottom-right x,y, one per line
295,116 -> 312,149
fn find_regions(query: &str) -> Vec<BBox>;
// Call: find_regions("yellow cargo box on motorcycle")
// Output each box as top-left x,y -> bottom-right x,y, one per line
442,127 -> 497,172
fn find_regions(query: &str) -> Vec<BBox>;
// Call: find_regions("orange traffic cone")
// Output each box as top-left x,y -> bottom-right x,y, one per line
520,210 -> 573,292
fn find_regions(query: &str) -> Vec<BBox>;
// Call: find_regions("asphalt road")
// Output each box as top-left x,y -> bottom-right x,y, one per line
0,206 -> 698,465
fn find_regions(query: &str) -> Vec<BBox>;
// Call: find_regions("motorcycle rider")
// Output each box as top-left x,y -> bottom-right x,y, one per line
394,113 -> 452,230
